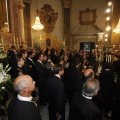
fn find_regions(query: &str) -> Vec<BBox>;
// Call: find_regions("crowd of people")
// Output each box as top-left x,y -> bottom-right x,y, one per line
7,45 -> 120,120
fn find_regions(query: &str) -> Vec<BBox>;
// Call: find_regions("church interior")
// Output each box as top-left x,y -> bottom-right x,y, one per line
0,0 -> 120,52
1,0 -> 120,120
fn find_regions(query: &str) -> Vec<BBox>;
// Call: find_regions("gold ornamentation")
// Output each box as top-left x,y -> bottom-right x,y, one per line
62,0 -> 72,8
0,32 -> 12,41
18,4 -> 25,9
37,4 -> 58,34
0,0 -> 8,32
23,0 -> 31,3
79,8 -> 97,25
13,2 -> 19,37
39,34 -> 62,50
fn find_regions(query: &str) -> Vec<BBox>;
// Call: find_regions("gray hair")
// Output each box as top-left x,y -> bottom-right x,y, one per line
82,78 -> 100,97
14,80 -> 28,94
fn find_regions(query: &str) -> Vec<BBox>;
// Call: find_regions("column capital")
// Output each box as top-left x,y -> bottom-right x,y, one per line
62,0 -> 72,8
18,4 -> 25,9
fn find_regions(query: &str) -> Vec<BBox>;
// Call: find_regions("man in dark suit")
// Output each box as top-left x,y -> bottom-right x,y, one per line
8,75 -> 42,120
8,45 -> 18,78
46,64 -> 65,120
75,68 -> 94,93
69,78 -> 102,120
18,50 -> 29,75
27,51 -> 36,80
35,52 -> 47,106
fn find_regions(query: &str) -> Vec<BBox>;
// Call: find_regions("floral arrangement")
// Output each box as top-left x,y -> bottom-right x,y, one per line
0,63 -> 14,116
34,41 -> 41,52
0,50 -> 8,68
0,50 -> 7,59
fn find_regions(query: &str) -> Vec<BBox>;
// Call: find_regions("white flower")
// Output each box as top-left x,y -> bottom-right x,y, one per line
0,63 -> 3,70
6,67 -> 11,73
5,64 -> 9,69
2,87 -> 5,89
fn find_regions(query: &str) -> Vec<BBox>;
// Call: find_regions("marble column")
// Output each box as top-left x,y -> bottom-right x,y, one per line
62,0 -> 72,50
18,2 -> 26,48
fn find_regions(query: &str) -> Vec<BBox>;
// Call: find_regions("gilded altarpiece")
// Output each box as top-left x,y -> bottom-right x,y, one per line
0,0 -> 14,49
39,34 -> 62,50
37,4 -> 62,50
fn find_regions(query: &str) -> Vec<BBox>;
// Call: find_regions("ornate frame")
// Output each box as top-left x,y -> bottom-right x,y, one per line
37,4 -> 58,34
79,8 -> 97,25
39,34 -> 62,50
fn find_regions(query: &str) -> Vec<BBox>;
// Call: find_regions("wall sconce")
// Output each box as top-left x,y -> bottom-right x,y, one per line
106,8 -> 111,13
96,45 -> 98,48
105,38 -> 108,42
108,1 -> 112,6
106,17 -> 110,21
105,33 -> 108,37
106,26 -> 111,31
113,45 -> 116,48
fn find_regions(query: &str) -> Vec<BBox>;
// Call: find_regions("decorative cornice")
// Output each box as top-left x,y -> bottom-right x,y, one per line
23,0 -> 31,3
62,0 -> 72,8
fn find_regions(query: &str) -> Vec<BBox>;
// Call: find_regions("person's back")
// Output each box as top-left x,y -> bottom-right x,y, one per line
69,78 -> 102,120
46,64 -> 65,120
8,96 -> 41,120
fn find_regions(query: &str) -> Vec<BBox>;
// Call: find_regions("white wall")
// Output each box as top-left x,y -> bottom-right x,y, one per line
71,0 -> 106,32
30,0 -> 107,49
30,0 -> 63,43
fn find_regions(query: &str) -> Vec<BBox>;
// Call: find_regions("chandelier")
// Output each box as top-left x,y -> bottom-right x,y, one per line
32,0 -> 44,31
32,16 -> 44,31
113,16 -> 120,33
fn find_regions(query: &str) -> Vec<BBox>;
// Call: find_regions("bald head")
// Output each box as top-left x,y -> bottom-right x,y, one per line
82,78 -> 100,97
14,75 -> 31,88
84,68 -> 94,79
14,75 -> 35,95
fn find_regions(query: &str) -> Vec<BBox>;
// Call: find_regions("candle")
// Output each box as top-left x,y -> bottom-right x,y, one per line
1,35 -> 3,44
17,38 -> 19,49
1,35 -> 4,50
110,55 -> 111,63
20,38 -> 21,46
40,35 -> 42,40
32,38 -> 33,48
106,54 -> 107,62
108,55 -> 110,62
100,51 -> 101,61
13,36 -> 15,45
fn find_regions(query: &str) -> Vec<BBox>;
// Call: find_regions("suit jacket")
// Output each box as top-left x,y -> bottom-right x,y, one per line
8,97 -> 42,120
46,75 -> 65,119
21,57 -> 29,75
69,92 -> 102,120
27,58 -> 36,80
35,60 -> 46,86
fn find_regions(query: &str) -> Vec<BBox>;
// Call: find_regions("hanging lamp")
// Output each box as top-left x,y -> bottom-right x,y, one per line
32,0 -> 44,31
113,16 -> 120,33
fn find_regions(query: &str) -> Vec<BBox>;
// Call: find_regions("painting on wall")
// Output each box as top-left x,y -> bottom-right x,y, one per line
37,4 -> 58,34
79,8 -> 97,25
80,42 -> 95,52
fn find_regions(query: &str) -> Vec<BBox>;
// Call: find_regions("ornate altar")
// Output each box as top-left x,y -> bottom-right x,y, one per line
39,34 -> 62,50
